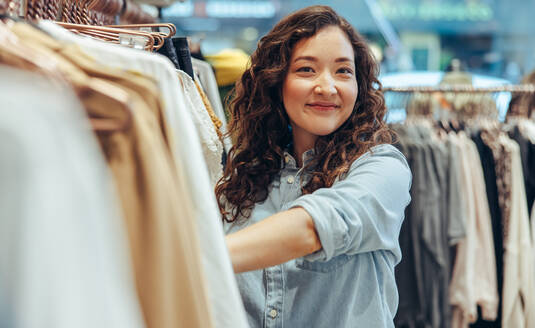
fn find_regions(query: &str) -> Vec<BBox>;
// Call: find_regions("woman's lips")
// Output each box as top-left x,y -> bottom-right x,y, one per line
306,103 -> 339,111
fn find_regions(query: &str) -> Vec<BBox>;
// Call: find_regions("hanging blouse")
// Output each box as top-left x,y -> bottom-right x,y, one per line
177,70 -> 224,187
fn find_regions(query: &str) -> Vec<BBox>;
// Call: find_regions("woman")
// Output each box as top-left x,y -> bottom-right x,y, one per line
216,5 -> 412,327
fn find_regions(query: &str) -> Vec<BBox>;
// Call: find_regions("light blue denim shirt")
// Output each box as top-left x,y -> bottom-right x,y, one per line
224,144 -> 412,328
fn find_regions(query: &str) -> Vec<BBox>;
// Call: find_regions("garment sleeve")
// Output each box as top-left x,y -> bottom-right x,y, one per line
447,139 -> 467,245
288,145 -> 412,262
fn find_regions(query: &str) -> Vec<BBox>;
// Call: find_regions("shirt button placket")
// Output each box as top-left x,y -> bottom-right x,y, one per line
264,265 -> 283,328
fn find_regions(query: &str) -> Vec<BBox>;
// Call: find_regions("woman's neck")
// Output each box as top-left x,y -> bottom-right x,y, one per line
291,131 -> 316,168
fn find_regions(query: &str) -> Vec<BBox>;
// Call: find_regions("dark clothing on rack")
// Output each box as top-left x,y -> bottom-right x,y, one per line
470,131 -> 504,328
393,125 -> 453,328
394,138 -> 427,328
172,37 -> 195,80
157,38 -> 181,70
416,127 -> 452,328
156,37 -> 195,81
508,125 -> 535,220
393,125 -> 426,328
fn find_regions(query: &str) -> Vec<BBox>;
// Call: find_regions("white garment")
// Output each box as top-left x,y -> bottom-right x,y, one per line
192,58 -> 228,126
518,120 -> 535,308
449,133 -> 498,328
466,138 -> 499,320
177,70 -> 224,186
192,58 -> 232,153
0,67 -> 144,328
501,136 -> 535,328
38,21 -> 249,328
519,119 -> 535,143
532,203 -> 535,281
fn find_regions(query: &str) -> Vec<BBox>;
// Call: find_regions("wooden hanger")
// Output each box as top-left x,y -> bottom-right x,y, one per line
105,23 -> 177,39
55,21 -> 158,51
0,18 -> 133,133
0,17 -> 62,76
105,23 -> 178,51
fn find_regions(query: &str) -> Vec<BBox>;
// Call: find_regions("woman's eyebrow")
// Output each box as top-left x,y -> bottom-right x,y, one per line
293,56 -> 354,63
335,57 -> 354,63
294,56 -> 317,63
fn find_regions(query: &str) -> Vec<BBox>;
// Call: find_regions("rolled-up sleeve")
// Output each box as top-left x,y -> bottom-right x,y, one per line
288,144 -> 412,262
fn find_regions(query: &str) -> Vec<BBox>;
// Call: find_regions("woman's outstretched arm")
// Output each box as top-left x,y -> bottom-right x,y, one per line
226,207 -> 321,273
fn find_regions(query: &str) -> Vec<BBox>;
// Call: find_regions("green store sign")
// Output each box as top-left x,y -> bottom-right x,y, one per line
378,1 -> 493,22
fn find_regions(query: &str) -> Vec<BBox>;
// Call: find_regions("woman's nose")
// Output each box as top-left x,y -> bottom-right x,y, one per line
314,73 -> 337,96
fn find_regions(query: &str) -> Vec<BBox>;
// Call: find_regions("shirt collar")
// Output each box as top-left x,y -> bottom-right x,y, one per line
282,148 -> 316,169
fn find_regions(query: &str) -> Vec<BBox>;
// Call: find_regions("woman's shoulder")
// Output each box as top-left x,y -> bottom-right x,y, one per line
350,143 -> 409,171
339,143 -> 412,189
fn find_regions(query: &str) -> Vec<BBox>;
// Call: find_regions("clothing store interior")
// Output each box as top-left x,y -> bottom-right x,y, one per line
1,0 -> 534,328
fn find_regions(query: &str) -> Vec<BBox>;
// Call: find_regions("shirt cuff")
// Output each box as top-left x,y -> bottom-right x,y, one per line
289,196 -> 348,262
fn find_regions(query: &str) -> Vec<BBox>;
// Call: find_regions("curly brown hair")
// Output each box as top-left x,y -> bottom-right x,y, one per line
215,5 -> 394,223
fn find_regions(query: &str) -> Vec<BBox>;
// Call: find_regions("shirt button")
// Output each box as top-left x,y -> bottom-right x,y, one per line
269,309 -> 278,318
287,176 -> 295,184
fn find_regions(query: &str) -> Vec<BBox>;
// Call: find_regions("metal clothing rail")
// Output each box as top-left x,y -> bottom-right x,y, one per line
382,84 -> 535,93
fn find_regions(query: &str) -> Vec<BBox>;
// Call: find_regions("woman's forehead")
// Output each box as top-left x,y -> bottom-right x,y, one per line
290,26 -> 354,62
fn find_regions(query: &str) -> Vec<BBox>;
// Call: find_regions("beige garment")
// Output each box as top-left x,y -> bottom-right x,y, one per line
75,56 -> 216,328
9,23 -> 214,328
466,137 -> 499,319
450,132 -> 499,328
450,132 -> 477,327
501,136 -> 535,328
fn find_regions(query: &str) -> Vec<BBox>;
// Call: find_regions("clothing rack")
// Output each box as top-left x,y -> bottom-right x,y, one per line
382,84 -> 535,122
0,0 -> 155,24
383,84 -> 535,93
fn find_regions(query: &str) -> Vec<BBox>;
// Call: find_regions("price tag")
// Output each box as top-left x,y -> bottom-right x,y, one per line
2,0 -> 26,18
17,0 -> 27,17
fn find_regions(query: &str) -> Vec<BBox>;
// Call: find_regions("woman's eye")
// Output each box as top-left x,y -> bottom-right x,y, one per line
337,67 -> 353,75
296,67 -> 314,73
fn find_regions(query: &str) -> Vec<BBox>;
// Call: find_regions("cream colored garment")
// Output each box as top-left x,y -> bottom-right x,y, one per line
450,132 -> 498,328
0,65 -> 145,328
192,58 -> 227,124
466,137 -> 499,320
177,70 -> 224,187
501,136 -> 535,328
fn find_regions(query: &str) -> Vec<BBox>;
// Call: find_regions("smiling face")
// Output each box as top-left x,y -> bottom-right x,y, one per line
282,25 -> 358,151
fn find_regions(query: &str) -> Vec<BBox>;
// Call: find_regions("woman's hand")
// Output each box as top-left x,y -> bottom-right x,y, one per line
225,207 -> 322,273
